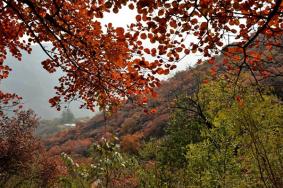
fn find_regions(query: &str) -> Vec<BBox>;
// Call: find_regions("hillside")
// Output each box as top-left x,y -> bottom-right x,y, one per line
43,45 -> 283,158
43,61 -> 208,154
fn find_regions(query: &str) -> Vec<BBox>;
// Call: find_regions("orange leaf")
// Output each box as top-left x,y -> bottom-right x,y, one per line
116,27 -> 124,36
140,33 -> 147,39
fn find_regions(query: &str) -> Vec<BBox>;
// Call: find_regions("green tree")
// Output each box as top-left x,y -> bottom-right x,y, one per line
60,137 -> 139,188
186,79 -> 283,187
141,78 -> 283,188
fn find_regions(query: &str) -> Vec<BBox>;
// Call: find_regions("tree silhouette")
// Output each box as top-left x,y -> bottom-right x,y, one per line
59,109 -> 75,124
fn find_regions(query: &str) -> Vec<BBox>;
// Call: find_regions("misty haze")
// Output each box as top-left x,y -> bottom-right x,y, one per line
1,45 -> 96,119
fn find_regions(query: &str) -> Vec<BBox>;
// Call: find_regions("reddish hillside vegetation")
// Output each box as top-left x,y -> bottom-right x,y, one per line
44,49 -> 283,157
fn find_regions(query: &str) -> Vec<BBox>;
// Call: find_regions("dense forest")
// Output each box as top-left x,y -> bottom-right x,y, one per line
1,0 -> 283,188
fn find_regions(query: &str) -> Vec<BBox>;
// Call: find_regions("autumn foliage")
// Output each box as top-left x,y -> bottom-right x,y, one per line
120,133 -> 142,154
0,110 -> 64,186
0,111 -> 39,182
1,0 -> 160,111
0,0 -> 282,112
1,1 -> 283,187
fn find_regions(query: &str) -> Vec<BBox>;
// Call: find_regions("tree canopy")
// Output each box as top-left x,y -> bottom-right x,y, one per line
1,0 -> 283,112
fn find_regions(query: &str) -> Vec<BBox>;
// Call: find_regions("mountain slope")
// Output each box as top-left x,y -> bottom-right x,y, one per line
43,60 -> 216,156
44,45 -> 283,157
